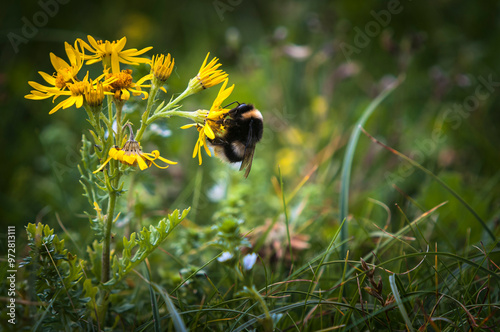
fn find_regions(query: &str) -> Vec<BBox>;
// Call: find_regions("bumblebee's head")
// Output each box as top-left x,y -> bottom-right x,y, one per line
231,103 -> 254,115
227,103 -> 262,126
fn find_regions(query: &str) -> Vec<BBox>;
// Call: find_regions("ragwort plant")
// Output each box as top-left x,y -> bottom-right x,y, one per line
17,35 -> 500,332
21,35 -> 256,329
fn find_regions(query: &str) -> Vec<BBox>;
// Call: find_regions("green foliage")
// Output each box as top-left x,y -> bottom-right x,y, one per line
6,1 -> 500,330
20,223 -> 89,331
105,208 -> 190,287
211,218 -> 251,253
18,211 -> 191,330
78,135 -> 106,240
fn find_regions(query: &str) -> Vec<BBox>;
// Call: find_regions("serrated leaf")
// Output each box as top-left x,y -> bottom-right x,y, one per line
105,208 -> 189,287
150,226 -> 160,246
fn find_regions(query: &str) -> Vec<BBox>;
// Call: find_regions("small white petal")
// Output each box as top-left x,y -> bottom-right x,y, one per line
243,253 -> 258,270
218,251 -> 233,262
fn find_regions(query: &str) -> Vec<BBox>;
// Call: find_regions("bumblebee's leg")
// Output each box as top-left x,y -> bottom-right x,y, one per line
208,137 -> 226,145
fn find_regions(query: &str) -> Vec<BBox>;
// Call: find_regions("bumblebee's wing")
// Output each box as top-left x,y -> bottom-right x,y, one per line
240,142 -> 256,178
239,119 -> 258,178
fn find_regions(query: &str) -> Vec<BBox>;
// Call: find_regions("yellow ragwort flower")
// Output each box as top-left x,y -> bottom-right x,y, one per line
78,35 -> 152,73
181,79 -> 234,164
47,75 -> 90,114
187,52 -> 228,94
25,41 -> 84,101
104,69 -> 150,101
26,72 -> 115,114
138,53 -> 174,94
84,79 -> 105,109
51,41 -> 84,86
94,138 -> 176,173
151,53 -> 174,82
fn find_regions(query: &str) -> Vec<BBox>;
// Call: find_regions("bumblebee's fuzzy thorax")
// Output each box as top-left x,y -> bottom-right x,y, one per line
207,103 -> 263,178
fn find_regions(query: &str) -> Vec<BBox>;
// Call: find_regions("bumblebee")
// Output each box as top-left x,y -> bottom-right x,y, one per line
207,103 -> 263,178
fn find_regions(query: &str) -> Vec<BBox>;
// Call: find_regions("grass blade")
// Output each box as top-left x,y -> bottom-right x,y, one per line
279,166 -> 294,269
359,126 -> 495,242
302,219 -> 346,322
338,76 -> 404,255
170,253 -> 222,294
158,288 -> 188,332
389,274 -> 415,332
143,260 -> 187,332
233,300 -> 356,332
145,261 -> 161,332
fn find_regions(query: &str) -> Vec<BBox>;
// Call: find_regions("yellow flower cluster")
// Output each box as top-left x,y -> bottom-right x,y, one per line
25,36 -> 156,113
25,35 -> 232,171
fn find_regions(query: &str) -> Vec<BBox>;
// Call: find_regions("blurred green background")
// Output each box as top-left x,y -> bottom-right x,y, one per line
1,0 -> 499,247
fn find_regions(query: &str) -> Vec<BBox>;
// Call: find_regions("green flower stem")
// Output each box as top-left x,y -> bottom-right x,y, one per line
107,96 -> 114,140
83,105 -> 94,124
135,79 -> 161,142
83,104 -> 104,159
148,109 -> 200,125
135,85 -> 195,142
101,189 -> 116,283
115,100 -> 124,144
99,112 -> 112,138
100,96 -> 124,284
163,86 -> 193,112
93,113 -> 102,145
100,159 -> 123,285
134,120 -> 147,143
247,285 -> 272,324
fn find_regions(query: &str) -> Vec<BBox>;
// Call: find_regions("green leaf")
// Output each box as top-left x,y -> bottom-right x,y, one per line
158,287 -> 188,332
145,261 -> 162,332
389,274 -> 415,332
105,208 -> 190,287
338,77 -> 404,255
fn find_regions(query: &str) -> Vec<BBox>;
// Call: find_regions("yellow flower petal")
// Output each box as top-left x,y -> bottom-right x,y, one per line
48,100 -> 66,114
157,155 -> 177,164
114,149 -> 126,161
204,124 -> 215,140
50,53 -> 70,72
109,147 -> 120,158
38,71 -> 56,85
193,139 -> 200,159
75,95 -> 84,108
111,49 -> 120,74
80,35 -> 152,73
93,155 -> 114,173
115,37 -> 127,53
181,124 -> 197,129
136,156 -> 149,170
202,133 -> 211,157
121,88 -> 131,100
122,154 -> 136,165
150,160 -> 169,169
